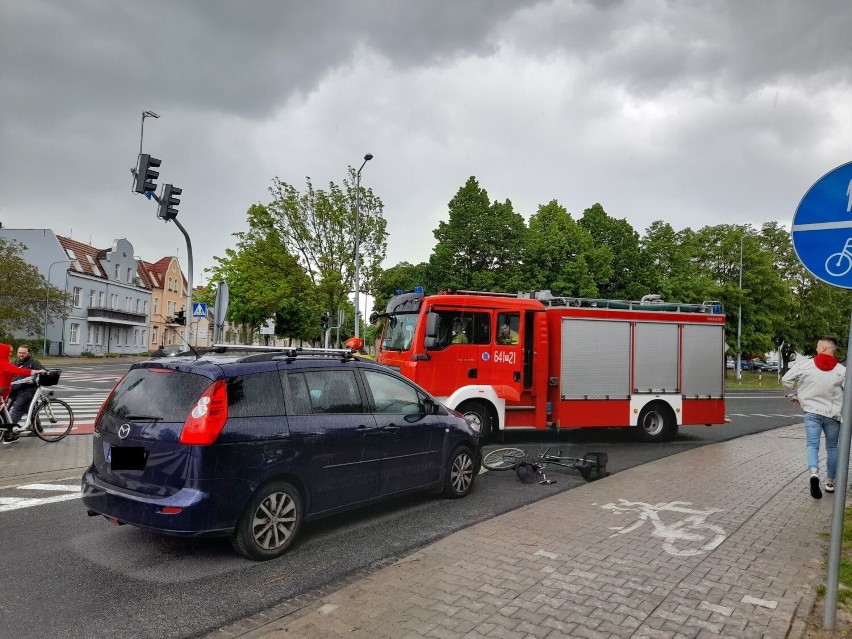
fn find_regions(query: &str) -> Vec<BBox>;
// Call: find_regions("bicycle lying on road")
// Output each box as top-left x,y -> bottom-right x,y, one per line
482,447 -> 609,484
0,370 -> 74,443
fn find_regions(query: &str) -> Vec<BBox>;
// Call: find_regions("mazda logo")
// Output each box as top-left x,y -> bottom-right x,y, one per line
118,423 -> 131,440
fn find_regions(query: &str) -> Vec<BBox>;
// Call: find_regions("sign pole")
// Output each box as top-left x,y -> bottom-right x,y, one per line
824,308 -> 852,629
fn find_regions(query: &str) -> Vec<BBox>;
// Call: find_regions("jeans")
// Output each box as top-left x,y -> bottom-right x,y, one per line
804,413 -> 840,479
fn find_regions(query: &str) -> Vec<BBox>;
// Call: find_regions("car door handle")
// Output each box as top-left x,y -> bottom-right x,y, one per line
356,425 -> 378,436
381,425 -> 400,434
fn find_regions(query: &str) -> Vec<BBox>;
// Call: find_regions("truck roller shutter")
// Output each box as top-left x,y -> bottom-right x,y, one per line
561,319 -> 630,399
633,323 -> 679,393
682,324 -> 724,398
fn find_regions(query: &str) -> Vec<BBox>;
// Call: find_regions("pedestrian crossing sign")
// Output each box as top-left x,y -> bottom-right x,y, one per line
192,302 -> 208,317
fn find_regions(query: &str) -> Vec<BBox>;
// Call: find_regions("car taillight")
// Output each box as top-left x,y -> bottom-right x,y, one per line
179,379 -> 228,445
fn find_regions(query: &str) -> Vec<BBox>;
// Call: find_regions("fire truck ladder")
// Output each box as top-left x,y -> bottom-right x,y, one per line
530,291 -> 723,314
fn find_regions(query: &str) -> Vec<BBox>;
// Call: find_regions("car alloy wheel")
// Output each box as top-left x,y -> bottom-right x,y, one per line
443,447 -> 475,498
232,480 -> 303,561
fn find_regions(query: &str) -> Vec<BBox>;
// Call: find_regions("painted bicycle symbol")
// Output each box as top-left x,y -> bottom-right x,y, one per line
825,238 -> 852,277
600,499 -> 727,557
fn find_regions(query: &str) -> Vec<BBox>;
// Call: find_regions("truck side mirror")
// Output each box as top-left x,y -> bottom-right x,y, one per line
425,312 -> 438,339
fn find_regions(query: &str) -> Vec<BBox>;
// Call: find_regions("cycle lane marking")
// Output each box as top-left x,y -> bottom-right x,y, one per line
598,498 -> 727,557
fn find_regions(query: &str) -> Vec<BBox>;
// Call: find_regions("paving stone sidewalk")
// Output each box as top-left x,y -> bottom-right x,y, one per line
209,424 -> 843,639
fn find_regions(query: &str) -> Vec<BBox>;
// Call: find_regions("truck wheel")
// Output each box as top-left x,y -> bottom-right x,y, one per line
636,402 -> 676,443
461,401 -> 491,442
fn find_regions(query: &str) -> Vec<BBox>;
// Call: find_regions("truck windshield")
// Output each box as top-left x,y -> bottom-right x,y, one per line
381,314 -> 419,351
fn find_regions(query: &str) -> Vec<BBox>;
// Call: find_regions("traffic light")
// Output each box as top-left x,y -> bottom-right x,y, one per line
174,309 -> 186,325
158,184 -> 182,220
320,314 -> 329,330
134,154 -> 161,195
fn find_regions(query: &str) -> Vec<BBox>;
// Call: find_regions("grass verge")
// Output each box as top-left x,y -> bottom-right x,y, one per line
807,504 -> 852,637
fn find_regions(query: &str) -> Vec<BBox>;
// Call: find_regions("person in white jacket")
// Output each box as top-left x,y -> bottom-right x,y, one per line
782,336 -> 846,499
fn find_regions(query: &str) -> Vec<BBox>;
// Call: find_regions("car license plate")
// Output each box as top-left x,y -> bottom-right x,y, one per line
110,446 -> 147,471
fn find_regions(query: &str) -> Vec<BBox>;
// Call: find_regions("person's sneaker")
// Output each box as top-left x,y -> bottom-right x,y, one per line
810,474 -> 823,499
825,479 -> 835,493
1,432 -> 19,445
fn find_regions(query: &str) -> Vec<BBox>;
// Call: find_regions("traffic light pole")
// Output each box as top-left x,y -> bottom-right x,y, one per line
171,217 -> 193,348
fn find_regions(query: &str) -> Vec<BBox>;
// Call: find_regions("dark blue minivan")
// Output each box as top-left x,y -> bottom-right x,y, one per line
81,347 -> 481,560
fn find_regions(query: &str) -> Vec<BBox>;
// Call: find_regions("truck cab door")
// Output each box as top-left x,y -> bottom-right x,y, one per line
492,311 -> 524,398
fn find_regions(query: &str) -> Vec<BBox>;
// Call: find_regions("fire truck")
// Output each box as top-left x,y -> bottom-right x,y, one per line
374,289 -> 726,443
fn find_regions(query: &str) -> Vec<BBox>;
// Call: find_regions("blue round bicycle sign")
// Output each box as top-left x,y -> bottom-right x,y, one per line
792,161 -> 852,288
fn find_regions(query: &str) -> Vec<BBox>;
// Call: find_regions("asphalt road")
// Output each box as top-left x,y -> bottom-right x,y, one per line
0,367 -> 803,639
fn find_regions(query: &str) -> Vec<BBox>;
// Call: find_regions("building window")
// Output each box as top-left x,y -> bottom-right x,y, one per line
87,326 -> 94,345
98,291 -> 105,307
125,296 -> 132,311
72,287 -> 82,307
152,326 -> 159,344
70,323 -> 80,344
141,330 -> 147,346
127,267 -> 133,283
114,264 -> 120,280
88,289 -> 95,308
110,294 -> 118,309
143,300 -> 149,316
96,326 -> 103,345
154,298 -> 160,315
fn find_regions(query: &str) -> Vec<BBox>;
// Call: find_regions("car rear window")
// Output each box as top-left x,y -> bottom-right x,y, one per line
103,368 -> 213,422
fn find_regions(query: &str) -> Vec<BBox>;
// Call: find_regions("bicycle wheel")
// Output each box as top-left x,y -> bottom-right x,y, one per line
482,447 -> 527,471
34,398 -> 74,442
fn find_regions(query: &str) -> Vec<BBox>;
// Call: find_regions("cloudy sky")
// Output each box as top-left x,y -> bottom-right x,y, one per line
2,0 -> 851,288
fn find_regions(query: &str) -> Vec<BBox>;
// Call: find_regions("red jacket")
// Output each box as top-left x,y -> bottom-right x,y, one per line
0,344 -> 37,399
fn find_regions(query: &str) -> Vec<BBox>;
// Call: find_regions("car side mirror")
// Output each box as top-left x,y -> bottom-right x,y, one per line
423,397 -> 441,415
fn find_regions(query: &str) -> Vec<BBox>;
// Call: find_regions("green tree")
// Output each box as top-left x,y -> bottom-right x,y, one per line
760,221 -> 852,365
578,204 -> 650,299
263,169 -> 388,332
0,238 -> 69,342
429,177 -> 526,292
690,225 -> 787,359
371,261 -> 432,315
640,222 -> 717,302
206,208 -> 317,343
523,200 -> 609,297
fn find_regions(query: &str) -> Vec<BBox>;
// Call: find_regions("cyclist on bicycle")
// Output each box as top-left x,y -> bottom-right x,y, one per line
0,343 -> 46,445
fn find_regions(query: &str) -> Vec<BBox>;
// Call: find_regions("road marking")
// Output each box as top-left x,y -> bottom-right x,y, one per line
18,483 -> 80,491
0,492 -> 82,513
0,482 -> 82,513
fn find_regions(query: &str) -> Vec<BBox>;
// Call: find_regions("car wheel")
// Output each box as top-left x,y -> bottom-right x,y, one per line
443,446 -> 476,498
461,401 -> 491,442
232,480 -> 303,561
636,402 -> 677,443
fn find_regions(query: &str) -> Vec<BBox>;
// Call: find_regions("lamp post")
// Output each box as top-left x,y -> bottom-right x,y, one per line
139,110 -> 159,156
43,259 -> 70,356
353,152 -> 373,339
736,235 -> 743,382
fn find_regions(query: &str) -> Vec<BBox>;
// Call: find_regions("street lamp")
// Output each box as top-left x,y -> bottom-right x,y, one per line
140,110 -> 159,156
43,259 -> 70,356
736,234 -> 744,382
353,152 -> 373,339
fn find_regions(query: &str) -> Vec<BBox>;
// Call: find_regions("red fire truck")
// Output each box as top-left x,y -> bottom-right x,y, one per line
374,289 -> 726,442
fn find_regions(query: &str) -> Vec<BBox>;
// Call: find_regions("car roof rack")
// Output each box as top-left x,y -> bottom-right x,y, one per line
210,344 -> 356,361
